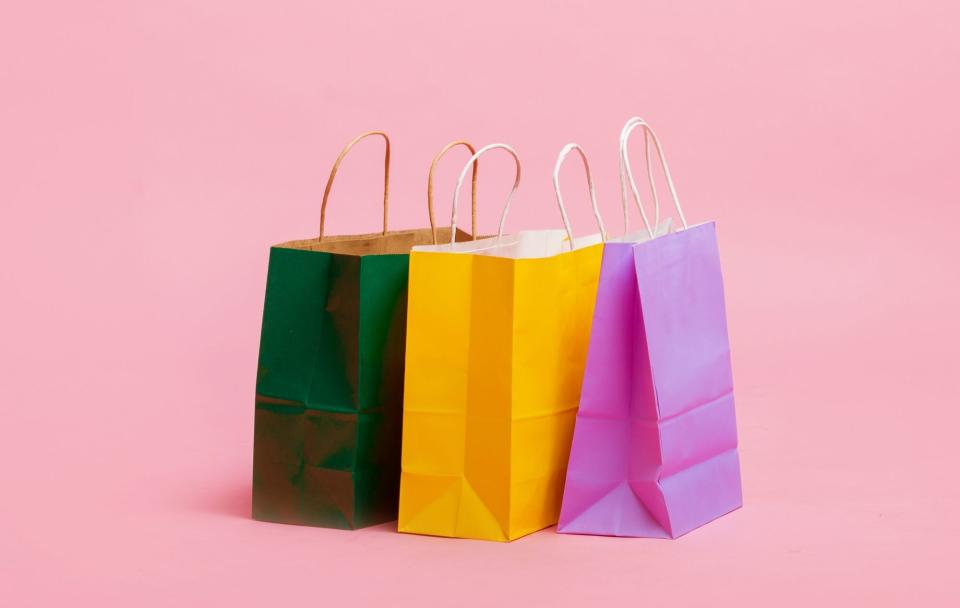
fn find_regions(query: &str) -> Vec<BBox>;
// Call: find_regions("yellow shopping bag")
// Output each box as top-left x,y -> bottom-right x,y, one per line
398,143 -> 607,541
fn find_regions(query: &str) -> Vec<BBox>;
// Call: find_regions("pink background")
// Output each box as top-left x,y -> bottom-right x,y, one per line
2,1 -> 958,605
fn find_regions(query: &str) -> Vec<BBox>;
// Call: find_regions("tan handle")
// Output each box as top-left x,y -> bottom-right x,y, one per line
427,141 -> 478,245
318,131 -> 390,241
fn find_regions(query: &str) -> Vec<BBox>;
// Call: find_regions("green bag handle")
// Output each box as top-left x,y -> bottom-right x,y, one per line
318,131 -> 391,241
427,141 -> 479,245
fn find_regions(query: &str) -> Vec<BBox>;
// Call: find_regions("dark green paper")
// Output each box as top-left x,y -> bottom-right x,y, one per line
253,243 -> 410,529
252,227 -> 473,529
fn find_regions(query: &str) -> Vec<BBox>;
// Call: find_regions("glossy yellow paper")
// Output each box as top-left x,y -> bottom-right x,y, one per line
398,242 -> 603,541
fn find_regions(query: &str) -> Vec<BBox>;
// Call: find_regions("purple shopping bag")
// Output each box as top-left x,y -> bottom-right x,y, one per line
557,119 -> 742,538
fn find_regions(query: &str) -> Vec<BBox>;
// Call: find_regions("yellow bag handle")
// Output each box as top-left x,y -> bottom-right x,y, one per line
450,144 -> 521,245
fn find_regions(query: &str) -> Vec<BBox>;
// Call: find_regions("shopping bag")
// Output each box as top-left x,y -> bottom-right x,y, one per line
398,143 -> 607,541
558,118 -> 743,538
253,133 -> 479,529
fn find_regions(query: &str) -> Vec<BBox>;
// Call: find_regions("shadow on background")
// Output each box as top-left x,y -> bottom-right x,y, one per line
191,480 -> 405,533
194,480 -> 252,520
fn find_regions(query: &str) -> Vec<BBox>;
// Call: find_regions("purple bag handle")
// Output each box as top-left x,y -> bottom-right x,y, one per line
619,117 -> 688,238
552,143 -> 608,249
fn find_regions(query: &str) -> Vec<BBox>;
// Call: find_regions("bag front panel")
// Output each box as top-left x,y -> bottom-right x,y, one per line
399,243 -> 604,541
629,222 -> 742,537
399,251 -> 517,541
398,252 -> 474,537
256,248 -> 333,403
633,223 -> 734,419
254,248 -> 410,529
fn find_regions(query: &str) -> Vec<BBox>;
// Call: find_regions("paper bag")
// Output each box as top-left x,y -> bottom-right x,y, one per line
558,119 -> 743,538
253,133 -> 478,529
399,144 -> 607,541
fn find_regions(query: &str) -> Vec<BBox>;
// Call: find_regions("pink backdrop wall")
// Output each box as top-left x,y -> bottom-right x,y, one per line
2,1 -> 958,605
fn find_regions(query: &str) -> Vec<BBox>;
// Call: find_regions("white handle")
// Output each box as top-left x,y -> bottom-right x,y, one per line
451,143 -> 521,245
620,117 -> 687,238
553,144 -> 607,249
618,119 -> 656,236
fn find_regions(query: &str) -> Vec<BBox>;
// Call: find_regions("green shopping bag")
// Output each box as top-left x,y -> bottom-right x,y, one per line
253,133 -> 478,529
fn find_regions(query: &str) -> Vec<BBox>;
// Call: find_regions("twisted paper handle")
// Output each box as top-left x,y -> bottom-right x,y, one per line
619,118 -> 687,238
553,143 -> 607,249
318,131 -> 390,240
427,141 -> 479,245
450,144 -> 521,245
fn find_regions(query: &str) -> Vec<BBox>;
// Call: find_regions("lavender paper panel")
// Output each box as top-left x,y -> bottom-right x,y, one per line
632,222 -> 735,420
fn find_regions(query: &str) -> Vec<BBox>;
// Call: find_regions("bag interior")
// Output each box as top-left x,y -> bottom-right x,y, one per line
275,227 -> 479,256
